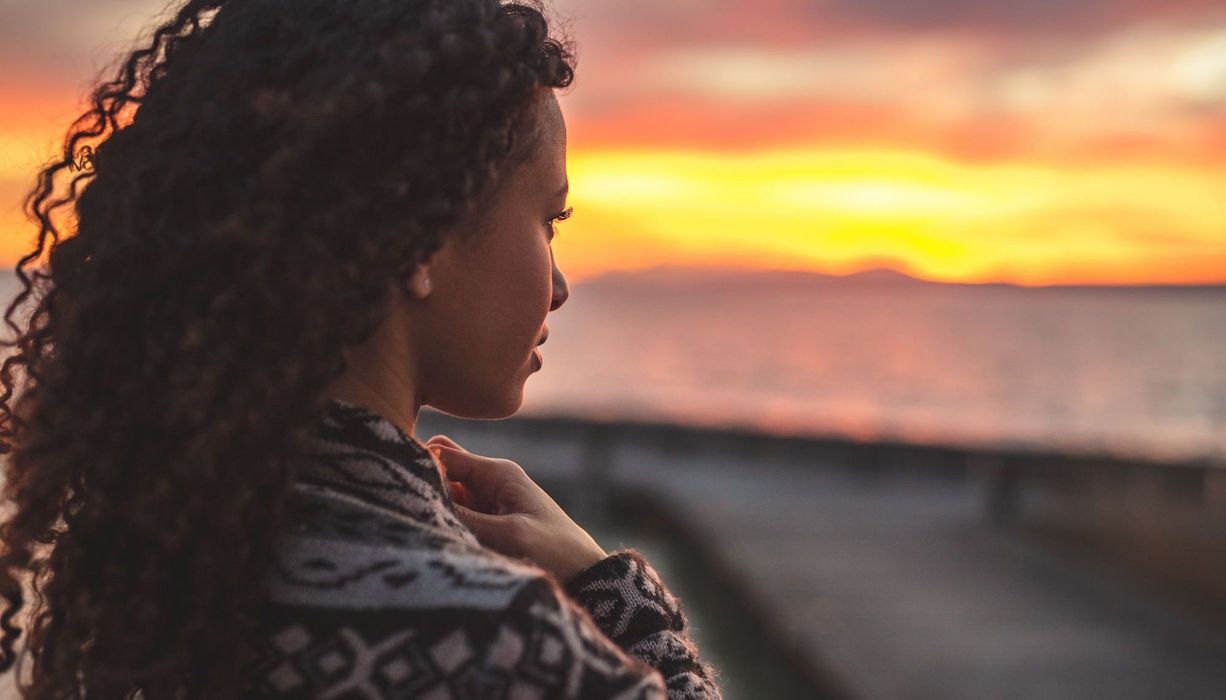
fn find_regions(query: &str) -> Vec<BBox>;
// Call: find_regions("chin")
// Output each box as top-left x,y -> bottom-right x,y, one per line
429,386 -> 524,420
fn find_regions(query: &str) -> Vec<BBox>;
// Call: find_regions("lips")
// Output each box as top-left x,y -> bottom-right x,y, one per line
530,329 -> 548,371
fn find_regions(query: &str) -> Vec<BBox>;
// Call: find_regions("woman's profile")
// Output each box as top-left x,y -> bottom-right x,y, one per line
0,0 -> 724,697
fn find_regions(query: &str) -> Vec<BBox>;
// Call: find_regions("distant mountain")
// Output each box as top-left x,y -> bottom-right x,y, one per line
575,265 -> 937,293
839,267 -> 930,286
573,266 -> 1226,294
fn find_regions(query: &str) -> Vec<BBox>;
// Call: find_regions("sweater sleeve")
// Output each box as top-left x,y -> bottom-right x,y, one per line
561,548 -> 724,699
242,549 -> 723,699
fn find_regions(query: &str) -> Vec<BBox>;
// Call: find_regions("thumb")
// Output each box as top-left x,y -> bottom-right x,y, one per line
452,502 -> 513,550
431,445 -> 504,505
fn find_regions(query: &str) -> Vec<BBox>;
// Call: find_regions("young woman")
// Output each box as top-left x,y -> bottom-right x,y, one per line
0,0 -> 724,697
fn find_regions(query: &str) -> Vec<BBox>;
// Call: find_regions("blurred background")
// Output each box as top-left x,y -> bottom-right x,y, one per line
2,0 -> 1225,698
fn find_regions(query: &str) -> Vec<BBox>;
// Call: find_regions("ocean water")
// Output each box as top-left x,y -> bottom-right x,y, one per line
524,276 -> 1226,465
0,269 -> 1221,464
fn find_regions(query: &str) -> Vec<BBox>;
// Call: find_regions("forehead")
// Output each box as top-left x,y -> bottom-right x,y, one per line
464,93 -> 566,227
523,93 -> 566,182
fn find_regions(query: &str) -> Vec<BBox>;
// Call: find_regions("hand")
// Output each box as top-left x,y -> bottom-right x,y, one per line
425,435 -> 608,586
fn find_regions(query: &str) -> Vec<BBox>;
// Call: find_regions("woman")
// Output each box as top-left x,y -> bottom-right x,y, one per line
0,0 -> 724,697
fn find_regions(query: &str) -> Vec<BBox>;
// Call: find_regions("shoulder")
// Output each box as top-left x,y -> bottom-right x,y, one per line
247,540 -> 665,698
263,527 -> 544,613
245,486 -> 670,697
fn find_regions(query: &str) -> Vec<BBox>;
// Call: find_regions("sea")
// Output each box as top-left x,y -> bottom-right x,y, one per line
524,269 -> 1226,466
0,267 -> 1222,465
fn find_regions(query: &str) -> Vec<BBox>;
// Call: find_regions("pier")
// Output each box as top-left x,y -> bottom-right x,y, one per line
417,410 -> 1226,700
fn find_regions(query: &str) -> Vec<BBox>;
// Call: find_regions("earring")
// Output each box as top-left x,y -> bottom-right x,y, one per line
416,276 -> 431,297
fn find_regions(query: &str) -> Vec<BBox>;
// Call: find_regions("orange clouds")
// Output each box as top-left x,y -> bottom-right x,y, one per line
570,96 -> 1226,167
0,0 -> 1223,285
547,1 -> 1226,285
556,147 -> 1226,285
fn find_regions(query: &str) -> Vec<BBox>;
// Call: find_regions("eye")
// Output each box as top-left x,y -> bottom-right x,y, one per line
547,206 -> 573,240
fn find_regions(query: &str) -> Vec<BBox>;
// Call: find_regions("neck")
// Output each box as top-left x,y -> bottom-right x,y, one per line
323,371 -> 419,439
323,282 -> 423,438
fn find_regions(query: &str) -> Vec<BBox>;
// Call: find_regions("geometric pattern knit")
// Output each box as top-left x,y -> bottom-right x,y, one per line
240,398 -> 724,698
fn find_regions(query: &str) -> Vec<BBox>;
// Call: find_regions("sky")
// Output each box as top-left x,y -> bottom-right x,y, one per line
1,0 -> 1225,285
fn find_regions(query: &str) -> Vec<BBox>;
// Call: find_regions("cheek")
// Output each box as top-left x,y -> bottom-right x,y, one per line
504,238 -> 553,312
532,244 -> 555,306
473,237 -> 553,345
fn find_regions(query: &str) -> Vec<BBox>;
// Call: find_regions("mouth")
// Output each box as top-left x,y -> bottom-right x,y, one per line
536,330 -> 549,347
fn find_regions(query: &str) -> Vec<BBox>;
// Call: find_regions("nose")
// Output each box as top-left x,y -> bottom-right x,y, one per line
550,258 -> 569,312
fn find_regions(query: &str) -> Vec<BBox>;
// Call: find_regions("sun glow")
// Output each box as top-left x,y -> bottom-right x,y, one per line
555,147 -> 1226,285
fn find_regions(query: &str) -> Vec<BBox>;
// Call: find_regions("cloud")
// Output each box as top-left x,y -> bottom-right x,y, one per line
549,0 -> 1226,164
6,0 -> 1225,166
553,0 -> 1226,55
0,0 -> 173,88
815,0 -> 1226,36
631,40 -> 982,103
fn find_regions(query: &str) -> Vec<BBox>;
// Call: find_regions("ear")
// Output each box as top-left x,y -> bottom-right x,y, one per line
406,261 -> 432,299
404,239 -> 451,300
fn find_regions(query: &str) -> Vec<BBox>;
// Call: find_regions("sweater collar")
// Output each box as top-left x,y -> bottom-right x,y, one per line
287,398 -> 476,544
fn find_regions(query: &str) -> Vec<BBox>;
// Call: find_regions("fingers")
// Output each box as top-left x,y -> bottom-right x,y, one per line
452,503 -> 519,555
423,435 -> 463,478
431,445 -> 514,508
426,434 -> 464,451
448,480 -> 468,507
452,503 -> 495,541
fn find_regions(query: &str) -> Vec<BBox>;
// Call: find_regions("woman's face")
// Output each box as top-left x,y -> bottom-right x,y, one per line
414,91 -> 571,419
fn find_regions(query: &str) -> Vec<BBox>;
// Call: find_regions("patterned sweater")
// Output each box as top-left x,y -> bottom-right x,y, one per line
241,398 -> 724,699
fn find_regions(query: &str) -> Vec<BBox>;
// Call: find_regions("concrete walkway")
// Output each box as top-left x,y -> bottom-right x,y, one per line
425,417 -> 1226,700
620,443 -> 1226,699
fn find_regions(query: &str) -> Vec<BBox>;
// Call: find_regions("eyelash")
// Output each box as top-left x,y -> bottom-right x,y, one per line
547,206 -> 573,239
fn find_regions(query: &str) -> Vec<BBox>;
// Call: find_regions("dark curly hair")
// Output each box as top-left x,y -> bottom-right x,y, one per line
0,0 -> 574,696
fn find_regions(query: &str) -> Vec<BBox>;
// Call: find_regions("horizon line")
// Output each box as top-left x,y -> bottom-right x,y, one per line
570,264 -> 1226,289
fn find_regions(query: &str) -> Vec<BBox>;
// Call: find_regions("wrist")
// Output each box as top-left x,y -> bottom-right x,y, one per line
561,545 -> 608,586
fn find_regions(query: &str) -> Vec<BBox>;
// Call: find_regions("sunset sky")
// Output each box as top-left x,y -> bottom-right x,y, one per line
2,0 -> 1225,285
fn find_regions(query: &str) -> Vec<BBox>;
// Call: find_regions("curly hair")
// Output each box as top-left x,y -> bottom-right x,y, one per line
0,0 -> 575,696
